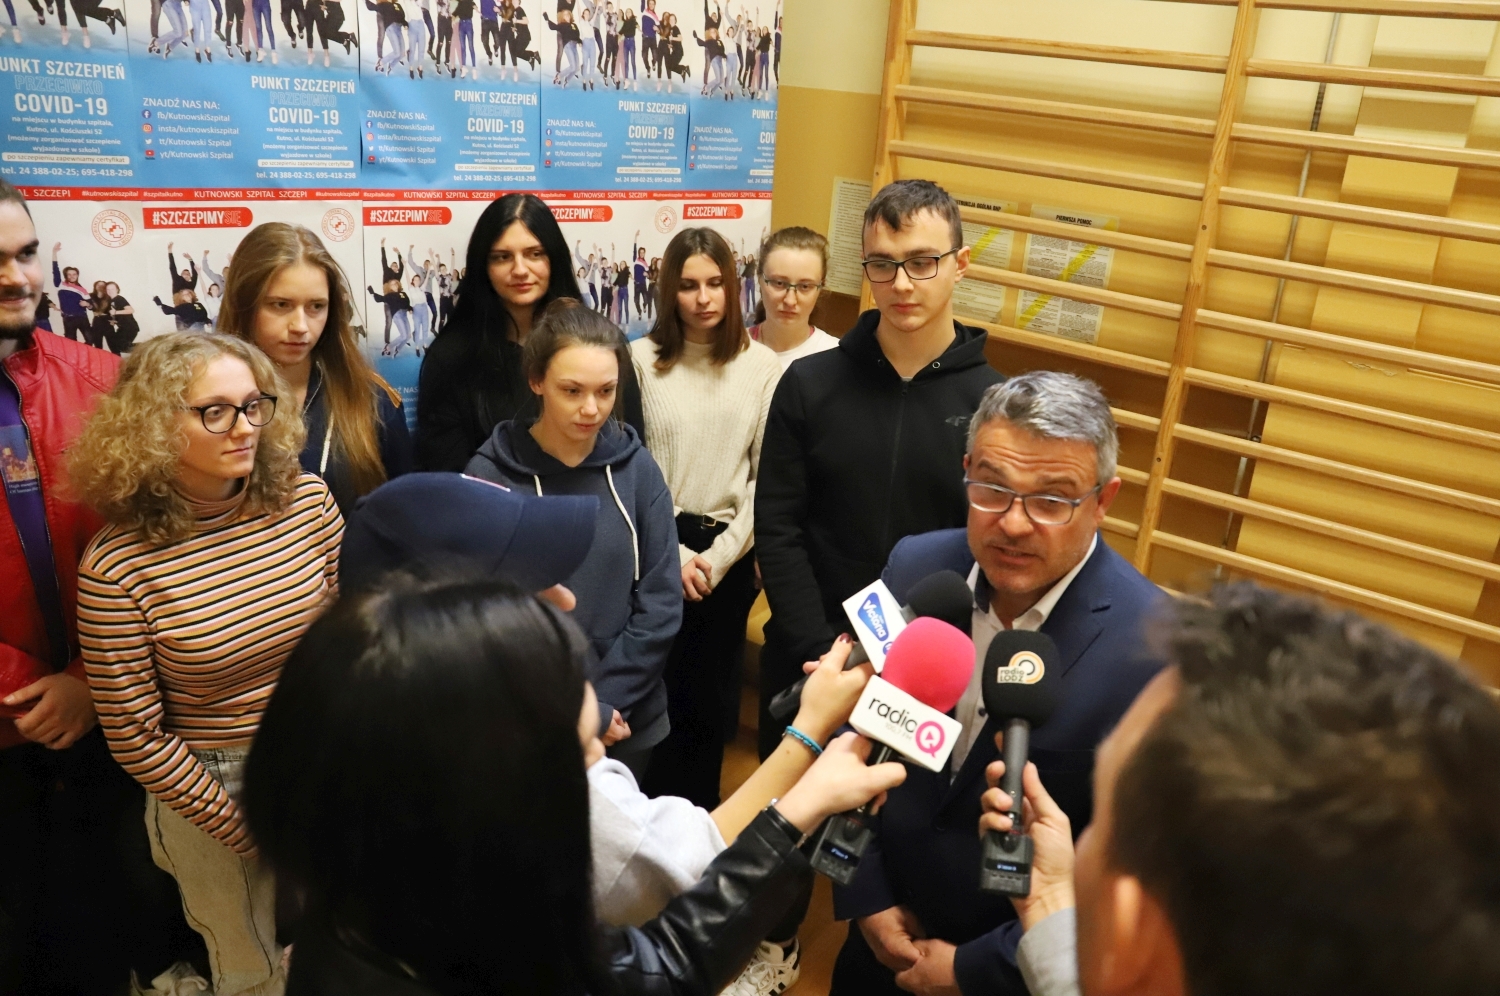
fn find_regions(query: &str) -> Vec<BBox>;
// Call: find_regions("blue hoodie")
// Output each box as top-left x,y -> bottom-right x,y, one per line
466,419 -> 680,747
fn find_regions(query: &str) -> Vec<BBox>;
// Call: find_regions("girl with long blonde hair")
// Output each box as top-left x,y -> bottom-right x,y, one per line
218,222 -> 412,515
71,333 -> 344,996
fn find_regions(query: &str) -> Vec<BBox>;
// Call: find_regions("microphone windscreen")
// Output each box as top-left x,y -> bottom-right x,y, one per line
905,570 -> 975,636
880,617 -> 976,714
981,630 -> 1061,727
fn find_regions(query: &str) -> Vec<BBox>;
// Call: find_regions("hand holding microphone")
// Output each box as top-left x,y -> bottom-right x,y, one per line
768,570 -> 973,722
773,733 -> 907,835
810,617 -> 976,884
789,635 -> 876,746
979,630 -> 1061,898
980,753 -> 1075,928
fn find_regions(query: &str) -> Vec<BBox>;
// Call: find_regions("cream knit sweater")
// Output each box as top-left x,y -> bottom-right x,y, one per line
630,335 -> 783,588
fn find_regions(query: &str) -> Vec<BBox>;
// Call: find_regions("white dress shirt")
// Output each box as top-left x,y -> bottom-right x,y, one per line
951,535 -> 1098,774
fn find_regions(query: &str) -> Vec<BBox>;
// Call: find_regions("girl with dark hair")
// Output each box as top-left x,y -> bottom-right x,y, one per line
662,11 -> 686,85
415,193 -> 642,472
103,281 -> 138,354
633,227 -> 781,812
466,300 -> 679,778
219,222 -> 412,517
242,575 -> 902,994
452,0 -> 475,76
506,0 -> 539,74
433,0 -> 451,69
88,280 -> 113,351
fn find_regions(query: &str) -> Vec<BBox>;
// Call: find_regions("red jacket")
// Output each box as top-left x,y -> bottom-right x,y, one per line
1,331 -> 118,750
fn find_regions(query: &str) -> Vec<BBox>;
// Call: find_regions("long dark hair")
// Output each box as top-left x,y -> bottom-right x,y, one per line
446,194 -> 581,348
647,226 -> 747,371
523,299 -> 631,418
244,576 -> 613,996
416,195 -> 584,469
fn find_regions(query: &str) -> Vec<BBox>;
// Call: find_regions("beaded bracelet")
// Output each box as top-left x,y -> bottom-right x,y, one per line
783,725 -> 824,757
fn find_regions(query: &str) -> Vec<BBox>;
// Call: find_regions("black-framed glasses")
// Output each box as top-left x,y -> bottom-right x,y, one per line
861,247 -> 961,284
762,275 -> 824,297
964,479 -> 1101,526
185,396 -> 278,434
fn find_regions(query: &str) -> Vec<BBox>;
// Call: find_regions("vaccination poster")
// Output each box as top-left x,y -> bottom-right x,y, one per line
5,0 -> 782,412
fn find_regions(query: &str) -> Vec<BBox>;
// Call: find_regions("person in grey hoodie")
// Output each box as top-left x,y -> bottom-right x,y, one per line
466,299 -> 680,776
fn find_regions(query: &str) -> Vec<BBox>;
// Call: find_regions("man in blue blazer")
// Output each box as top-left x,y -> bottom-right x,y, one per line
830,372 -> 1167,996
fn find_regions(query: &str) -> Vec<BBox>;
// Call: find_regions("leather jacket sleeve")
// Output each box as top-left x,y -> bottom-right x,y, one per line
602,806 -> 812,996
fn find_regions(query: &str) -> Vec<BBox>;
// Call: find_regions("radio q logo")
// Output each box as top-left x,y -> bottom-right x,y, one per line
994,650 -> 1045,685
859,593 -> 894,655
913,721 -> 946,758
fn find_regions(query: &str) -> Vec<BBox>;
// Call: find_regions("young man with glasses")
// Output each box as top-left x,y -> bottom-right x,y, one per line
829,372 -> 1166,996
755,179 -> 1003,759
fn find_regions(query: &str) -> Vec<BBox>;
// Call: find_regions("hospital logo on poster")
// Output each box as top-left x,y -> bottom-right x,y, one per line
322,209 -> 355,243
654,205 -> 677,235
91,210 -> 132,249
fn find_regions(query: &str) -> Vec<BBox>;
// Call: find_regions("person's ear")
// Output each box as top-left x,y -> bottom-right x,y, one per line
529,376 -> 545,397
1095,476 -> 1122,521
1097,876 -> 1186,996
952,245 -> 971,283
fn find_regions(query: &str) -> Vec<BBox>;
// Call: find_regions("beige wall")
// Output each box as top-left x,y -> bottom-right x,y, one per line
770,0 -> 886,235
769,1 -> 1500,674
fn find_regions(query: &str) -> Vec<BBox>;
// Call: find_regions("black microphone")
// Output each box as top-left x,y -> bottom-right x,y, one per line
978,630 -> 1061,897
767,569 -> 972,722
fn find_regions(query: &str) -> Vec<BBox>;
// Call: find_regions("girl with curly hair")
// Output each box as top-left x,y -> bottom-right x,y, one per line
70,332 -> 343,996
217,222 -> 411,517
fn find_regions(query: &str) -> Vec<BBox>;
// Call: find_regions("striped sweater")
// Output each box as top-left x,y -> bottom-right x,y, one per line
78,473 -> 343,854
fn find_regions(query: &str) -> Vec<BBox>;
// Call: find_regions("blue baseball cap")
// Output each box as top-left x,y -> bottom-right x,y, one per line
341,472 -> 599,595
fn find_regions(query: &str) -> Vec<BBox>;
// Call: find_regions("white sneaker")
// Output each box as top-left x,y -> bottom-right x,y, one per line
130,960 -> 211,996
720,939 -> 800,996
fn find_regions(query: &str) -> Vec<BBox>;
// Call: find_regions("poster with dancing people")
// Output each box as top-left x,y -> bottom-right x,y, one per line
7,0 -> 779,424
122,0 -> 362,187
1,2 -> 135,185
357,0 -> 542,188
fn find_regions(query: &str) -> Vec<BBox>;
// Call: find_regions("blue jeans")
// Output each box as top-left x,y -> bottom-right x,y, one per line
457,16 -> 474,65
160,0 -> 188,50
252,0 -> 273,47
189,0 -> 212,45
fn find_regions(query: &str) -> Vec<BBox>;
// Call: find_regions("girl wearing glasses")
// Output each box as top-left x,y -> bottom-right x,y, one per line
749,226 -> 837,370
71,333 -> 343,996
631,227 -> 782,811
218,222 -> 412,518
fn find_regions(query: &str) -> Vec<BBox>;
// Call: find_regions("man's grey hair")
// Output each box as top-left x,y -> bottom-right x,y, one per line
967,372 -> 1119,486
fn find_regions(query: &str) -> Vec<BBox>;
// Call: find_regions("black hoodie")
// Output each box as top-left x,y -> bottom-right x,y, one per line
754,309 -> 1004,663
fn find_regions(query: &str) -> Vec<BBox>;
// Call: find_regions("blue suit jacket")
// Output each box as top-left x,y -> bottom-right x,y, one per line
831,528 -> 1166,996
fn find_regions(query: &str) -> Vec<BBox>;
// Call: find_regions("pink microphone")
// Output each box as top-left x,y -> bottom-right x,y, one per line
810,616 -> 977,884
879,616 -> 976,714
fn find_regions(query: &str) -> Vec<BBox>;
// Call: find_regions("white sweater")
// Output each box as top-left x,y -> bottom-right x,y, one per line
630,335 -> 782,586
588,758 -> 726,927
